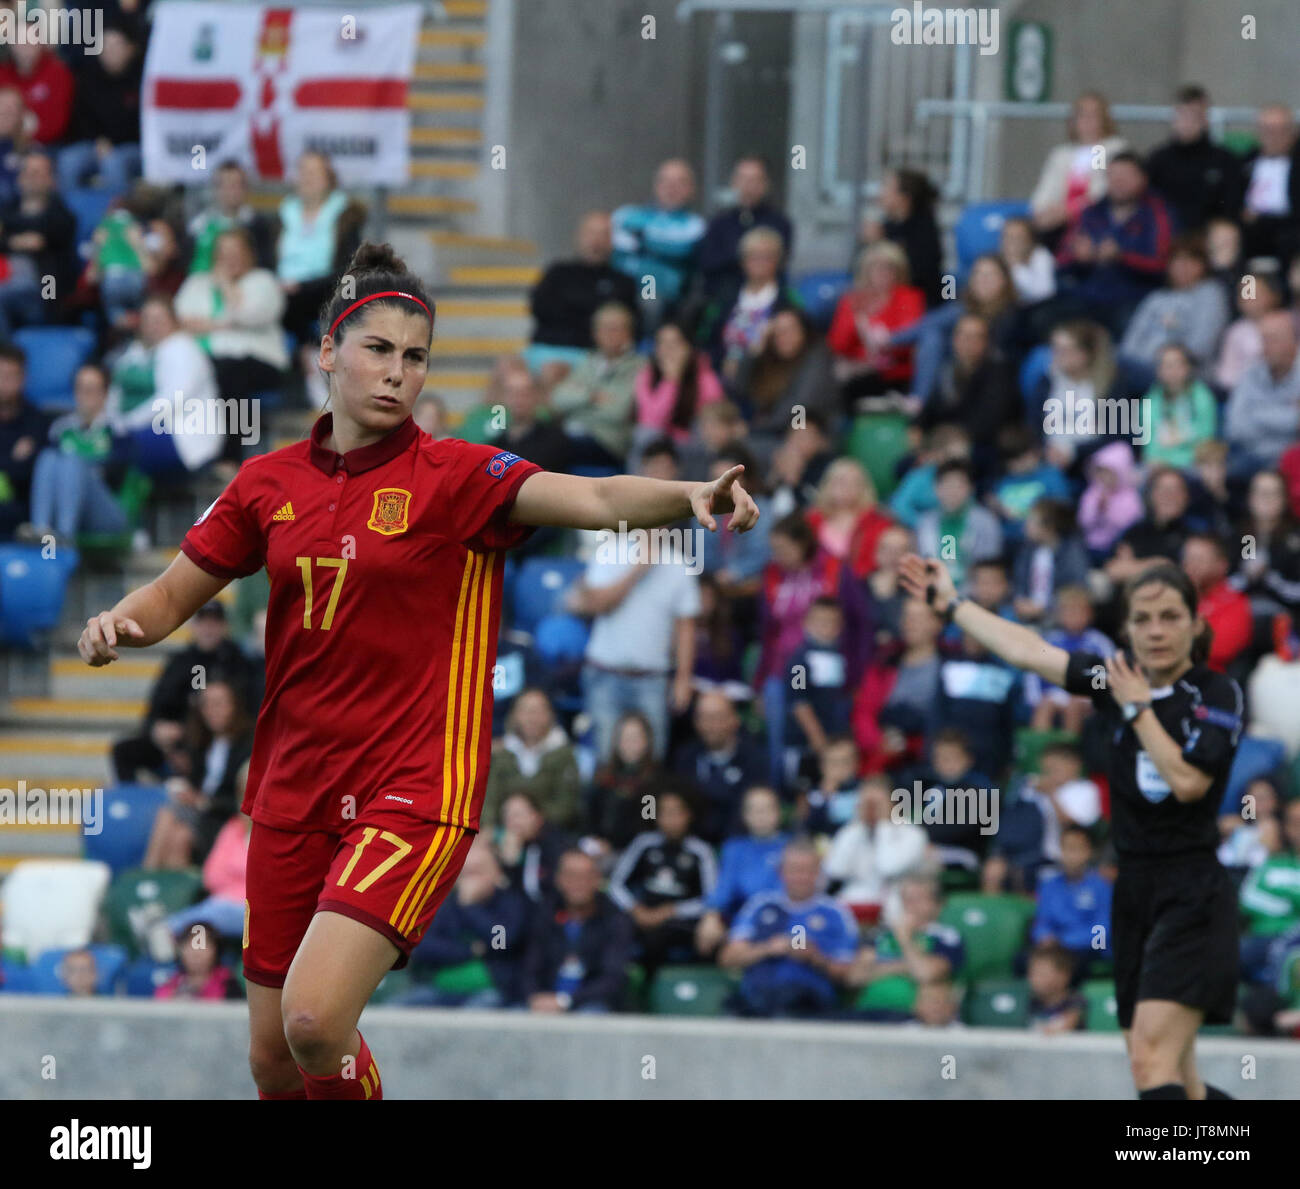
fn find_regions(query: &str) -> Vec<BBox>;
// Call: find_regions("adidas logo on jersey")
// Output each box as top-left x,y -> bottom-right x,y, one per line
272,501 -> 295,522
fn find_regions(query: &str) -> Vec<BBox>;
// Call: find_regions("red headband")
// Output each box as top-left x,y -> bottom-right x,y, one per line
327,290 -> 433,339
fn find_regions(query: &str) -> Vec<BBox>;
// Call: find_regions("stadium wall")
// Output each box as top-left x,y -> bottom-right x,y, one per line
2,997 -> 1296,1099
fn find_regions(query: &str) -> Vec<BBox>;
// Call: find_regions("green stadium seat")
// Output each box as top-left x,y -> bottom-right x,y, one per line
964,977 -> 1030,1028
938,893 -> 1035,983
76,468 -> 152,560
430,958 -> 494,995
845,412 -> 910,499
1013,727 -> 1079,775
1081,978 -> 1120,1031
369,968 -> 414,1004
103,868 -> 203,957
455,404 -> 498,445
622,962 -> 647,1012
648,965 -> 738,1016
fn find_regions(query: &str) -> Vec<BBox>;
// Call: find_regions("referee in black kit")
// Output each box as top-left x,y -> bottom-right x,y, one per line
899,553 -> 1243,1101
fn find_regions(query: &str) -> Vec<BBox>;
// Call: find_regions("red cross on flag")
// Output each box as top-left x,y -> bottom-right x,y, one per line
142,2 -> 422,186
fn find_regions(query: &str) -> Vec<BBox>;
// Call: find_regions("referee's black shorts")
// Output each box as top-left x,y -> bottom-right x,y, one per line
1112,853 -> 1239,1029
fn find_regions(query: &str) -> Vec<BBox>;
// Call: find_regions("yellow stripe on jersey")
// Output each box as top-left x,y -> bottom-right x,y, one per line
402,826 -> 465,936
397,823 -> 461,936
460,551 -> 496,827
439,554 -> 477,823
451,553 -> 486,825
389,823 -> 449,929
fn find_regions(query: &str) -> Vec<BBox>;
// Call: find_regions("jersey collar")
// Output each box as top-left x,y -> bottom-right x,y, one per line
309,412 -> 417,475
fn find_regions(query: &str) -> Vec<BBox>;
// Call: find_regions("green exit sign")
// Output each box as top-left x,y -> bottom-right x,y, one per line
1005,20 -> 1052,103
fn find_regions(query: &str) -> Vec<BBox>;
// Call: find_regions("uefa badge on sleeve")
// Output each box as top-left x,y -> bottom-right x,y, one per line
367,487 -> 412,536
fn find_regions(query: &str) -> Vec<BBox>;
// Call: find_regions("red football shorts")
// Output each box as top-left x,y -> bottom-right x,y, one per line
242,799 -> 475,988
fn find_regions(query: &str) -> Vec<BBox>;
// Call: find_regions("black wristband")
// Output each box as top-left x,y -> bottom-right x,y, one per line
942,597 -> 964,625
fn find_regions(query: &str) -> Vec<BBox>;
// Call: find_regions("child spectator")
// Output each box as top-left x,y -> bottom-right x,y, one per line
823,776 -> 930,919
584,710 -> 668,853
967,558 -> 1017,622
888,423 -> 974,528
695,786 -> 789,957
1117,236 -> 1229,386
1239,797 -> 1300,984
936,634 -> 1019,780
698,445 -> 772,602
1000,215 -> 1056,304
1018,743 -> 1104,865
20,363 -> 125,543
909,979 -> 964,1029
1027,942 -> 1086,1032
1077,440 -> 1144,561
915,459 -> 1003,593
849,874 -> 964,1020
1220,778 -> 1282,874
908,728 -> 995,879
1142,342 -> 1218,469
608,788 -> 716,978
1214,269 -> 1280,392
720,840 -> 859,1019
785,597 -> 852,766
1011,498 -> 1092,624
57,948 -> 99,997
864,523 -> 916,652
1024,587 -> 1115,732
988,425 -> 1072,545
1031,825 -> 1113,980
799,735 -> 862,838
678,398 -> 747,481
156,921 -> 238,1001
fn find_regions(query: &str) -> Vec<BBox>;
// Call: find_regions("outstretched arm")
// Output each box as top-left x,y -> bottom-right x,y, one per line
509,464 -> 760,534
78,553 -> 230,666
898,554 -> 1070,687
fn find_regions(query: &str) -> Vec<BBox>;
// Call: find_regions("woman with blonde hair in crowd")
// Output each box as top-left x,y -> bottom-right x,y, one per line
805,457 -> 894,583
1030,90 -> 1129,243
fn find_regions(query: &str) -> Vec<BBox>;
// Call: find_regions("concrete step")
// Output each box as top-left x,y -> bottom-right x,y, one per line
49,657 -> 162,703
0,822 -> 84,860
387,193 -> 478,219
447,265 -> 541,287
0,733 -> 114,782
429,336 -> 527,361
429,231 -> 538,261
410,160 -> 480,180
4,697 -> 145,731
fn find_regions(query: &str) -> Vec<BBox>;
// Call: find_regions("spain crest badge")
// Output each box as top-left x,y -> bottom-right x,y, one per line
367,487 -> 411,536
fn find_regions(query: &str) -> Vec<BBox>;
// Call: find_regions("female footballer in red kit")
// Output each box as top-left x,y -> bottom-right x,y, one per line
78,243 -> 759,1099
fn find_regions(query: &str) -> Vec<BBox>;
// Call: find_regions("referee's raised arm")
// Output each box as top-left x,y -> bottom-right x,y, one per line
78,552 -> 230,666
898,553 -> 1071,688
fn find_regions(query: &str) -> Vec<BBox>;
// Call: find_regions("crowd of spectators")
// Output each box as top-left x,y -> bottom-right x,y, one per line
9,65 -> 1300,1032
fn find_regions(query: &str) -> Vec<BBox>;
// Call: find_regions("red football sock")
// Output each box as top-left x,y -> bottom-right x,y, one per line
258,1085 -> 308,1100
300,1033 -> 382,1100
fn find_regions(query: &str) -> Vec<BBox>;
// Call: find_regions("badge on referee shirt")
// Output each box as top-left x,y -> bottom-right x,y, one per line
367,487 -> 412,536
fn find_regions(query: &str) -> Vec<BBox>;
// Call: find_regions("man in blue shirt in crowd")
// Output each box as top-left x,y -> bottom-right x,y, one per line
1032,824 -> 1113,981
720,840 -> 859,1018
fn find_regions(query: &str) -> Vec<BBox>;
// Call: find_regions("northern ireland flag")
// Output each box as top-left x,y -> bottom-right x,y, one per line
142,2 -> 421,186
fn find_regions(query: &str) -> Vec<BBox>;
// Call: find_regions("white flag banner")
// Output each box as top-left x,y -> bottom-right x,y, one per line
141,2 -> 421,186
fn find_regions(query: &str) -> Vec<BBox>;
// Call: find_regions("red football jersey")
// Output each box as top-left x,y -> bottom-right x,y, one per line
180,414 -> 542,833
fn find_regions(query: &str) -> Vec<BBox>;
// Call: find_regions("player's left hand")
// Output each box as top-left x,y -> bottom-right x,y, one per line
690,465 -> 760,534
1105,651 -> 1152,705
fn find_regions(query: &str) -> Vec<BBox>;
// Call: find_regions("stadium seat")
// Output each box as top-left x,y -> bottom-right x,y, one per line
76,467 -> 152,558
938,893 -> 1036,983
0,543 -> 82,649
1219,735 -> 1287,815
429,959 -> 494,995
1013,727 -> 1078,776
122,956 -> 179,997
1019,344 -> 1053,407
1081,978 -> 1121,1031
533,612 -> 590,664
83,784 -> 169,877
963,977 -> 1030,1028
648,965 -> 738,1016
954,200 -> 1031,280
0,859 -> 111,960
455,404 -> 499,445
103,868 -> 204,957
845,411 -> 910,499
1,954 -> 33,992
64,186 -> 116,258
369,967 -> 414,1004
512,556 -> 585,633
25,943 -> 128,995
792,270 -> 851,329
13,326 -> 97,410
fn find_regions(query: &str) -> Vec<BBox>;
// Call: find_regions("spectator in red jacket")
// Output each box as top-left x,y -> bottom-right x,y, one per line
1182,532 -> 1253,673
827,240 -> 925,408
0,43 -> 73,146
804,457 -> 893,583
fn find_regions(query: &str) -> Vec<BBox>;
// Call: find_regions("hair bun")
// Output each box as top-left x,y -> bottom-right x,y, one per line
345,241 -> 407,277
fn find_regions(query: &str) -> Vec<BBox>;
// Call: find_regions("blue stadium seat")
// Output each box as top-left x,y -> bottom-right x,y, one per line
1,955 -> 33,992
512,557 -> 585,633
954,200 -> 1031,280
123,957 -> 179,998
83,784 -> 169,876
793,270 -> 851,329
0,544 -> 81,649
26,944 -> 128,995
1220,736 -> 1287,815
1019,343 -> 1053,406
13,326 -> 97,410
533,613 -> 590,664
570,464 -> 619,479
64,186 -> 117,259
